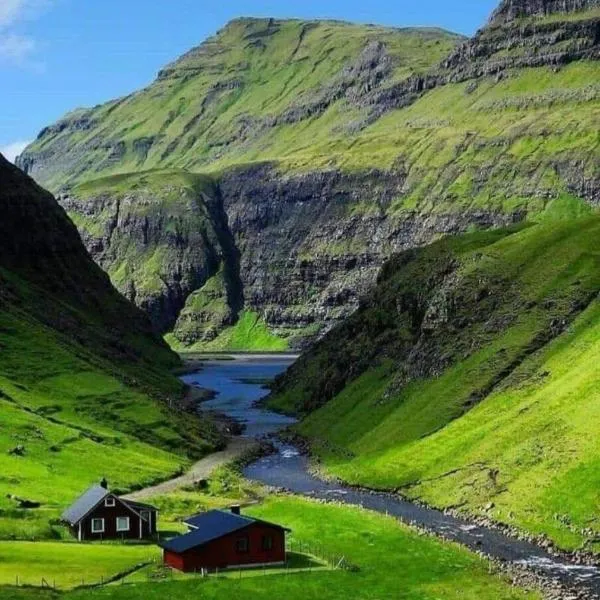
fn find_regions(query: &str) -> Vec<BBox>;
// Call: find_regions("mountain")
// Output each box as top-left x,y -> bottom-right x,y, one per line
0,155 -> 221,539
268,215 -> 600,552
16,1 -> 600,349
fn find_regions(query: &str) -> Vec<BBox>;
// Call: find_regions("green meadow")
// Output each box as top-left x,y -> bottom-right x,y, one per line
13,497 -> 535,600
0,543 -> 158,590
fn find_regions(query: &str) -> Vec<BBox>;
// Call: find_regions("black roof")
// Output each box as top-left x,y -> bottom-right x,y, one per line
61,485 -> 158,525
160,510 -> 289,553
61,485 -> 108,525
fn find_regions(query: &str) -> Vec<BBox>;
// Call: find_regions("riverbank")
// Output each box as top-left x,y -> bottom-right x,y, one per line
178,355 -> 600,598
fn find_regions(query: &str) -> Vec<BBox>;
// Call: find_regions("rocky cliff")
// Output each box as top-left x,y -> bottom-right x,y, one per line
16,0 -> 600,349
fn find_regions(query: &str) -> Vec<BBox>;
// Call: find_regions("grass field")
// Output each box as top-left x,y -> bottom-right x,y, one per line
0,542 -> 158,590
168,311 -> 289,352
52,497 -> 539,600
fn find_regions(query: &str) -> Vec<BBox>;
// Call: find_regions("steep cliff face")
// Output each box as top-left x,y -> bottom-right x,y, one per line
61,170 -> 242,337
15,0 -> 600,349
219,165 -> 520,344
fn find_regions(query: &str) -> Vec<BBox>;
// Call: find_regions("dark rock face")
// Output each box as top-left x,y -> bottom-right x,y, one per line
490,0 -> 600,23
57,164 -> 521,348
60,183 -> 242,336
219,165 -> 520,345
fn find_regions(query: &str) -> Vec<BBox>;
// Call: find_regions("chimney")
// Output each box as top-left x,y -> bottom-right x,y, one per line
100,478 -> 108,490
230,505 -> 241,515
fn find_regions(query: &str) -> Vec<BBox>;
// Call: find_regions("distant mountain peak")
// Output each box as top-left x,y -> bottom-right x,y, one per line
490,0 -> 600,23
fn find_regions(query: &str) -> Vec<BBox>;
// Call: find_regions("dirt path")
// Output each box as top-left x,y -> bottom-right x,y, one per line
123,437 -> 258,501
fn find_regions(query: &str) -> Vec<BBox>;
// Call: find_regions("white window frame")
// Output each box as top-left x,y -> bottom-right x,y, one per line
91,518 -> 105,533
116,516 -> 130,532
105,496 -> 116,507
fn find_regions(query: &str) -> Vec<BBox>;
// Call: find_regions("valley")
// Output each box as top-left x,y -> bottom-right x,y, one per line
2,0 -> 600,598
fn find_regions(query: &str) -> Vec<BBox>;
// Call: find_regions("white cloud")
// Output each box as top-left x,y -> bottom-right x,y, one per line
0,0 -> 27,28
0,32 -> 35,63
0,0 -> 51,29
1,140 -> 31,163
0,0 -> 52,66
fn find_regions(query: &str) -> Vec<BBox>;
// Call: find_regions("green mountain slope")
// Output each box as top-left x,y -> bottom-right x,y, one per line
269,214 -> 600,551
16,1 -> 600,350
0,155 -> 221,540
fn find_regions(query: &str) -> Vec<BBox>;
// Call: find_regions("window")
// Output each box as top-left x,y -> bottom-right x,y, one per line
236,537 -> 249,553
261,536 -> 273,551
105,496 -> 116,507
116,517 -> 130,532
140,511 -> 150,522
91,518 -> 105,533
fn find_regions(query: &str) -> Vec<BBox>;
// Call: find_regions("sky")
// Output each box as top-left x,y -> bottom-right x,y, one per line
0,0 -> 499,162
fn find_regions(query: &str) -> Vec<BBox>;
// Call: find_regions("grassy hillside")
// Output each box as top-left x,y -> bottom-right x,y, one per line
0,155 -> 221,540
269,214 -> 600,551
19,20 -> 462,190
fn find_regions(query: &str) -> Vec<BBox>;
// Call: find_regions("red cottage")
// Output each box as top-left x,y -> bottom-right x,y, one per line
161,507 -> 290,572
61,480 -> 158,541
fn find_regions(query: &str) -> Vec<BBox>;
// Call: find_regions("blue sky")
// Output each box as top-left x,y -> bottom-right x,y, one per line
0,0 -> 498,161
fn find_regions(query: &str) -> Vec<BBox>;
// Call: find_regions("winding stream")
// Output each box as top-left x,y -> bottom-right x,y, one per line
183,356 -> 600,597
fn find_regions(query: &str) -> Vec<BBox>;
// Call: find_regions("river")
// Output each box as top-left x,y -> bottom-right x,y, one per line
182,356 -> 600,597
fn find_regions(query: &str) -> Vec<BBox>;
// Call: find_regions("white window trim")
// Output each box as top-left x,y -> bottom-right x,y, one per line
105,496 -> 116,507
91,518 -> 105,533
116,516 -> 130,532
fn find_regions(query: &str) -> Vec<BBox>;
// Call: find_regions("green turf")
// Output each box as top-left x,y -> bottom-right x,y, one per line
0,542 -> 158,590
168,311 -> 289,352
57,497 -> 538,600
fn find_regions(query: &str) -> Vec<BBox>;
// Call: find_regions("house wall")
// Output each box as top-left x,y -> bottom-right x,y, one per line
78,498 -> 155,541
164,523 -> 286,572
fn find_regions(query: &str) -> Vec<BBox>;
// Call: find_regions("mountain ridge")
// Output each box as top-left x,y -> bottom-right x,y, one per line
16,0 -> 600,349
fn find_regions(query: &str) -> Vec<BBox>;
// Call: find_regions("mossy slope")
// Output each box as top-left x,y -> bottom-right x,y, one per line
270,215 -> 600,551
0,155 -> 221,540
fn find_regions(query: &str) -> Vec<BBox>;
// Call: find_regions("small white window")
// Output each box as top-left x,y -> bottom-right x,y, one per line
91,518 -> 105,533
105,496 -> 116,507
116,516 -> 130,532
